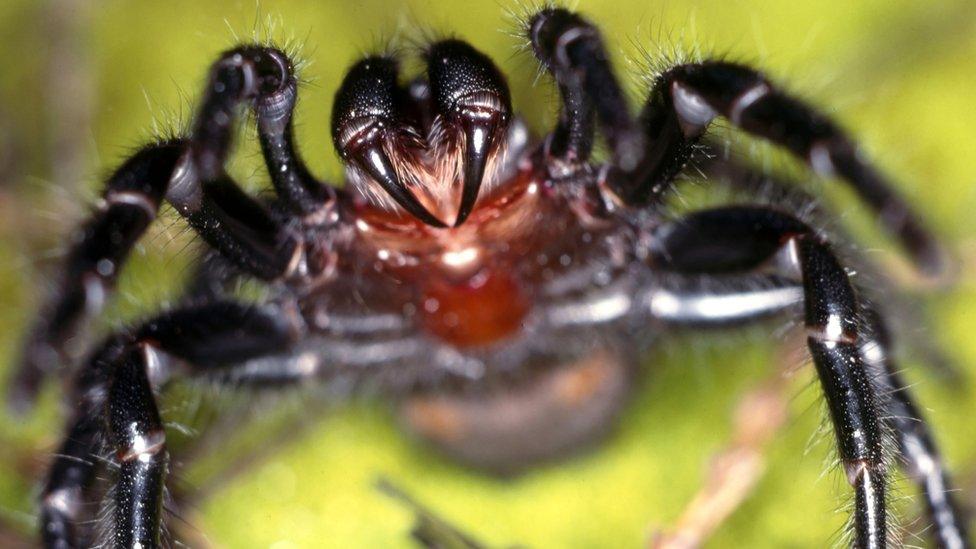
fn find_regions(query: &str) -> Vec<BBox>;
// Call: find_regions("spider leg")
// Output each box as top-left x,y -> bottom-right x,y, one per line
525,8 -> 942,275
38,371 -> 105,547
628,61 -> 943,275
646,274 -> 803,325
527,8 -> 642,171
649,206 -> 886,547
11,46 -> 334,410
247,48 -> 337,219
649,275 -> 972,546
699,153 -> 964,379
861,309 -> 971,549
11,143 -> 182,411
176,46 -> 327,278
647,205 -> 971,548
39,300 -> 303,548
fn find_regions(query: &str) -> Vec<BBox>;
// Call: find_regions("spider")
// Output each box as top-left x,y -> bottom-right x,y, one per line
9,5 -> 972,548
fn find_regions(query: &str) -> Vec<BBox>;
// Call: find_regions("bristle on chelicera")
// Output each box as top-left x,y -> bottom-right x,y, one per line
334,41 -> 516,227
343,107 -> 517,226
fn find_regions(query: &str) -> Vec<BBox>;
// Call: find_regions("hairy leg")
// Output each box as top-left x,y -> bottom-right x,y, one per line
39,300 -> 302,548
12,45 -> 330,410
526,7 -> 943,275
861,309 -> 971,549
648,205 -> 970,547
651,206 -> 887,546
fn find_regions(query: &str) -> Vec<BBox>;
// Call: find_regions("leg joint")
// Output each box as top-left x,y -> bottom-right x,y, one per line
116,428 -> 166,463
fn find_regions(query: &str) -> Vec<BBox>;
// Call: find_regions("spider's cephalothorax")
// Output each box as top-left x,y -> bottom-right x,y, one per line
13,7 -> 971,548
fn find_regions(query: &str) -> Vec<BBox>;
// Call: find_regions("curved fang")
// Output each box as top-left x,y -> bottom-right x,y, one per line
425,40 -> 511,227
455,104 -> 504,226
357,139 -> 446,228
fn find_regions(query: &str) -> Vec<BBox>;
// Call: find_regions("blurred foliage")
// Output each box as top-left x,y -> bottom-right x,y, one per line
1,0 -> 975,547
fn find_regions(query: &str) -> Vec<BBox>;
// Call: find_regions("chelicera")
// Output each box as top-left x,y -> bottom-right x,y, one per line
12,7 -> 971,548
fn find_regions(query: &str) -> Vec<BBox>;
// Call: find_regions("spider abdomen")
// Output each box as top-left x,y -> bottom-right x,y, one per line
401,345 -> 637,473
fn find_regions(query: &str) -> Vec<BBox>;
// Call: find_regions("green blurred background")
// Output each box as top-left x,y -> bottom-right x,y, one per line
1,0 -> 975,547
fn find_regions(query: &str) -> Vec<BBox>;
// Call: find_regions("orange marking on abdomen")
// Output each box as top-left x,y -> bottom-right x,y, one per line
420,267 -> 529,348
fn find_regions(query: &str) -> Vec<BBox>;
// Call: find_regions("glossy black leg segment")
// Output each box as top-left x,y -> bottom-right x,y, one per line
651,206 -> 888,548
40,334 -> 127,549
134,301 -> 302,368
650,206 -> 809,274
191,46 -> 301,184
647,275 -> 803,326
13,144 -> 300,410
528,8 -> 642,171
108,345 -> 168,549
615,74 -> 699,201
248,48 -> 337,218
38,301 -> 303,548
180,175 -> 301,280
172,46 -> 312,279
40,414 -> 101,549
861,310 -> 971,549
11,142 -> 183,412
629,61 -> 943,275
11,47 -> 335,409
698,153 -> 966,381
546,65 -> 596,167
